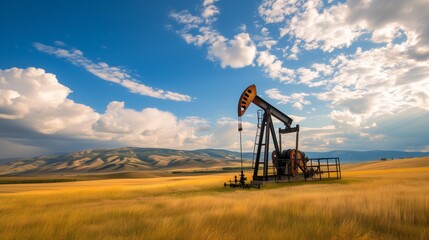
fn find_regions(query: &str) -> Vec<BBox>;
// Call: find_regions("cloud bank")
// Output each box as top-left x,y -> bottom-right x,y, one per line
0,67 -> 255,157
170,0 -> 429,151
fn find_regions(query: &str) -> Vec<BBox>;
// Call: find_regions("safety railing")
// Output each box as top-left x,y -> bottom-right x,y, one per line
307,157 -> 341,180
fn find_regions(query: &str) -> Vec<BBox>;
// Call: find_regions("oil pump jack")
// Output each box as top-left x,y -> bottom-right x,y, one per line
238,84 -> 314,182
225,84 -> 341,188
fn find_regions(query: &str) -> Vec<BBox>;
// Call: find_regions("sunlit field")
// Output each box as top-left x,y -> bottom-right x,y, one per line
1,157 -> 428,240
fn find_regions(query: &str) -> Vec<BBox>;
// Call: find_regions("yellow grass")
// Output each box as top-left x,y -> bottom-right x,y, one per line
1,157 -> 429,240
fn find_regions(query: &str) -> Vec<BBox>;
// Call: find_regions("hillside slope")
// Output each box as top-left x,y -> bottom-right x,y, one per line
306,150 -> 429,162
341,156 -> 429,171
0,148 -> 246,175
2,147 -> 428,175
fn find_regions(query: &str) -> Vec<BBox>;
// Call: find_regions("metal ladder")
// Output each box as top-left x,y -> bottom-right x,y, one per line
252,110 -> 263,169
251,110 -> 279,178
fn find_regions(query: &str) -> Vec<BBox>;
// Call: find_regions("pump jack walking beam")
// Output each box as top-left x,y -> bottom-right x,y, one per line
238,85 -> 293,127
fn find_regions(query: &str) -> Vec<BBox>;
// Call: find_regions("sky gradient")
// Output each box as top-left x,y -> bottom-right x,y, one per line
1,0 -> 428,158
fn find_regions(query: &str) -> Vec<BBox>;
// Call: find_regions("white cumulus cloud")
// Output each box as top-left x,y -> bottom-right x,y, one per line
317,45 -> 429,126
279,0 -> 366,53
93,101 -> 213,148
259,0 -> 300,23
170,0 -> 257,68
0,67 -> 99,136
257,51 -> 295,83
265,88 -> 311,110
208,33 -> 257,68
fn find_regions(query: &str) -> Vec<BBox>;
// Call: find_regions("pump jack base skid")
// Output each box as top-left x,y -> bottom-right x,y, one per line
224,182 -> 260,189
251,175 -> 314,186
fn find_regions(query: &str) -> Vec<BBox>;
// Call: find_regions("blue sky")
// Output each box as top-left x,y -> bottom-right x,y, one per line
1,0 -> 428,158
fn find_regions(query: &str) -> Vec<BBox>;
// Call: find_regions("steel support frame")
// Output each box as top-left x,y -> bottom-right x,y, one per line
253,112 -> 281,181
253,111 -> 302,181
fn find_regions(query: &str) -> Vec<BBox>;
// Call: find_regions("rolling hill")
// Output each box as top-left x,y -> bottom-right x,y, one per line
1,147 -> 428,176
0,148 -> 246,175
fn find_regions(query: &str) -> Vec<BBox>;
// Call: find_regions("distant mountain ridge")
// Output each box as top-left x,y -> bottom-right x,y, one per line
0,148 -> 245,175
0,147 -> 428,175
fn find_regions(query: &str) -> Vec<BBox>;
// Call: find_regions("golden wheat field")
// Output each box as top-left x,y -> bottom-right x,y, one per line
1,157 -> 428,240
